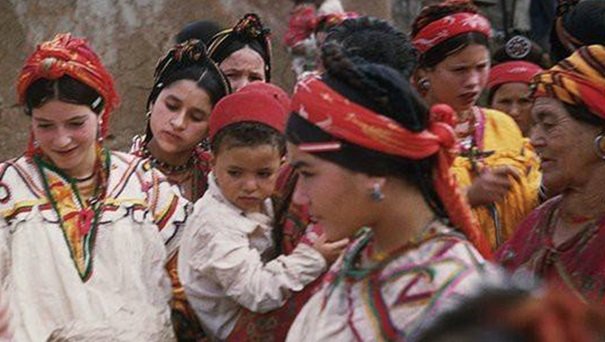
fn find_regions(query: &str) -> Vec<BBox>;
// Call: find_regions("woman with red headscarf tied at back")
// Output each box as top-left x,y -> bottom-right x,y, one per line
284,41 -> 500,341
0,33 -> 195,341
411,0 -> 541,251
496,45 -> 605,306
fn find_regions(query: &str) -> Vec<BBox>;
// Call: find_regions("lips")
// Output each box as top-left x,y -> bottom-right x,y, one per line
53,146 -> 78,157
459,91 -> 479,104
160,130 -> 182,142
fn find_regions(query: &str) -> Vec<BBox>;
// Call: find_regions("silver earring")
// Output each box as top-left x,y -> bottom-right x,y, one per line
371,183 -> 384,202
145,111 -> 152,119
594,134 -> 605,160
418,78 -> 430,92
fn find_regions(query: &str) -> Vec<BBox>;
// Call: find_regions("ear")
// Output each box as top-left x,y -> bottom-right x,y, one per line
355,174 -> 386,193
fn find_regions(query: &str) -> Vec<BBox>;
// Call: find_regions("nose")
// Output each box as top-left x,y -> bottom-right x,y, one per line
230,77 -> 249,93
292,177 -> 309,205
170,110 -> 186,130
508,103 -> 520,119
54,128 -> 72,148
530,126 -> 545,148
242,176 -> 258,193
466,70 -> 482,89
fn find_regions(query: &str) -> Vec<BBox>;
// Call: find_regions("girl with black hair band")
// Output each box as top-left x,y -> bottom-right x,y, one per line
208,13 -> 271,92
285,42 -> 499,341
130,39 -> 230,340
2,33 -> 192,341
411,0 -> 541,251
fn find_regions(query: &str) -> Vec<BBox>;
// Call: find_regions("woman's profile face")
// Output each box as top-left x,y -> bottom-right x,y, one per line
288,142 -> 371,241
219,46 -> 266,92
422,44 -> 490,112
530,97 -> 602,192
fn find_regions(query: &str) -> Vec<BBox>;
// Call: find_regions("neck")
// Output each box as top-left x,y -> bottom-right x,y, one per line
147,138 -> 193,166
559,165 -> 605,223
370,180 -> 436,255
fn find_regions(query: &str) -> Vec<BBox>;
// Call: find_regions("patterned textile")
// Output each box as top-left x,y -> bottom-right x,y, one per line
287,223 -> 498,341
532,45 -> 605,119
411,12 -> 492,54
497,195 -> 605,304
450,108 -> 541,250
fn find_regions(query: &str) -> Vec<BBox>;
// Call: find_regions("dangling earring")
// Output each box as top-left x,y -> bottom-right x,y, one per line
418,78 -> 431,93
594,134 -> 605,160
145,110 -> 152,119
371,183 -> 385,202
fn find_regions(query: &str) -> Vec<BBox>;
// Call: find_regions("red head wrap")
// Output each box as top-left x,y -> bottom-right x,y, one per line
290,75 -> 492,258
412,12 -> 492,54
17,33 -> 119,141
209,82 -> 290,141
532,45 -> 605,119
487,61 -> 543,90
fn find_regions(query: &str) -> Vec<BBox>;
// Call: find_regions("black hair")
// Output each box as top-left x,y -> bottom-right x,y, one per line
211,122 -> 286,156
324,16 -> 418,79
24,75 -> 104,115
550,0 -> 605,63
412,0 -> 490,69
175,20 -> 222,45
564,103 -> 605,128
287,42 -> 448,220
492,35 -> 550,68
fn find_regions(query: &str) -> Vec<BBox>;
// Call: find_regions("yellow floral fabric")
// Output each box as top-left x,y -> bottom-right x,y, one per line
451,108 -> 541,250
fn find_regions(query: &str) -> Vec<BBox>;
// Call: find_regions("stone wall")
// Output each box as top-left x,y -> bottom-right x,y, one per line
0,0 -> 392,160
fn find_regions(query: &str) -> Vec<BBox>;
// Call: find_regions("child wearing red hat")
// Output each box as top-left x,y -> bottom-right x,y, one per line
178,82 -> 347,340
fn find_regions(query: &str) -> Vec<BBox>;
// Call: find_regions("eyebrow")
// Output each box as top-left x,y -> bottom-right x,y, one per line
34,114 -> 89,123
290,160 -> 310,169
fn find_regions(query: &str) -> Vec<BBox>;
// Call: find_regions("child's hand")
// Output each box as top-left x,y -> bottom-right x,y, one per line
313,234 -> 349,264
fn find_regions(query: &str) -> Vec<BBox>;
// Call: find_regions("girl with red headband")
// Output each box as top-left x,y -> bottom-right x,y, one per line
487,35 -> 547,137
285,42 -> 499,341
411,0 -> 541,251
2,33 -> 192,340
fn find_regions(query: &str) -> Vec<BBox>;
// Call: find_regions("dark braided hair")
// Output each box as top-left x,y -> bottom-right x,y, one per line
411,0 -> 490,68
144,39 -> 230,142
324,16 -> 418,79
287,42 -> 449,221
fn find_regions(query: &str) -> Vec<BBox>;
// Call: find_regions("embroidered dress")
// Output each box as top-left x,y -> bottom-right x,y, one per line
286,223 -> 498,342
450,107 -> 541,250
178,173 -> 327,340
496,195 -> 605,304
0,151 -> 190,341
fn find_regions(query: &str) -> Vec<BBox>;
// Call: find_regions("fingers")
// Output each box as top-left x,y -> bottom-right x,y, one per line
324,237 -> 350,250
491,165 -> 522,183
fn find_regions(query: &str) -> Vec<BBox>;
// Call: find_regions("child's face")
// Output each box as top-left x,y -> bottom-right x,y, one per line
212,144 -> 282,214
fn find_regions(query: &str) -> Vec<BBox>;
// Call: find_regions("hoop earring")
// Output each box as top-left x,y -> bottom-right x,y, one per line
418,78 -> 430,92
594,134 -> 605,160
371,183 -> 385,202
145,110 -> 152,119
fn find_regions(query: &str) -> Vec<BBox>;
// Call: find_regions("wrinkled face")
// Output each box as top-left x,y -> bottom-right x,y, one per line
422,44 -> 490,112
212,144 -> 281,213
31,100 -> 98,178
288,143 -> 371,241
530,97 -> 601,192
220,46 -> 266,92
149,79 -> 213,155
491,82 -> 533,136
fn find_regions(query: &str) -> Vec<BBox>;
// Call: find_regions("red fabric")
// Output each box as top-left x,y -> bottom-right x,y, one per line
412,12 -> 492,54
487,61 -> 543,90
209,82 -> 290,140
17,33 -> 119,141
291,75 -> 492,258
496,196 -> 605,305
284,5 -> 317,47
314,11 -> 360,33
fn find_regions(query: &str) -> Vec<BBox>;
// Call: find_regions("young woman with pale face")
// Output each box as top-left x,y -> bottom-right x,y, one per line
410,1 -> 541,250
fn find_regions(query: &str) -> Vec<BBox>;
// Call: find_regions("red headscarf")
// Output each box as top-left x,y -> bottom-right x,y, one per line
532,45 -> 605,119
17,33 -> 119,154
412,12 -> 492,54
487,61 -> 543,90
291,75 -> 492,258
209,82 -> 290,141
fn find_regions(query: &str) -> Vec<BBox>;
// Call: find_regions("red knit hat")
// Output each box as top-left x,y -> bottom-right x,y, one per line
209,82 -> 291,140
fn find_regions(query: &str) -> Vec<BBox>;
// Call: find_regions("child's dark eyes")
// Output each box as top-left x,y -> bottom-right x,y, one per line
227,170 -> 242,178
257,171 -> 272,179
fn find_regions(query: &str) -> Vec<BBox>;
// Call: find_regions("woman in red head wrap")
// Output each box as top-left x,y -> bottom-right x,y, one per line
411,0 -> 541,251
3,33 -> 193,340
497,45 -> 605,305
285,41 -> 500,341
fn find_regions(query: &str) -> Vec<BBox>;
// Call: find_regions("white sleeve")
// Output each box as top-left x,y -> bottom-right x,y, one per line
189,227 -> 326,313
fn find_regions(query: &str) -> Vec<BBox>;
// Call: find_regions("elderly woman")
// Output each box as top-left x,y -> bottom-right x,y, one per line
497,45 -> 605,304
208,13 -> 271,92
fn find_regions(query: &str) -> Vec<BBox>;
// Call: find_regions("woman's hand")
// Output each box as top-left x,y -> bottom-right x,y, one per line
467,165 -> 521,207
313,234 -> 349,264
